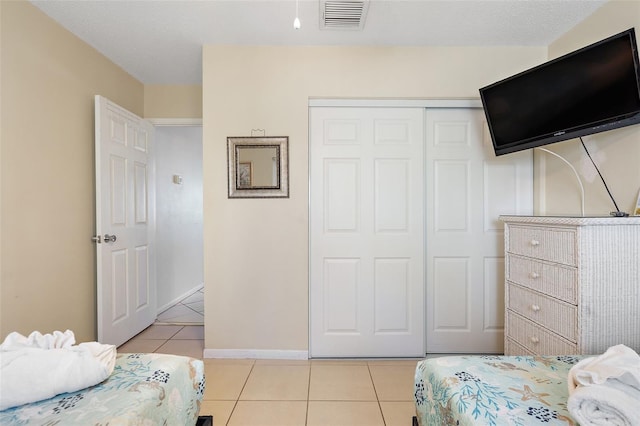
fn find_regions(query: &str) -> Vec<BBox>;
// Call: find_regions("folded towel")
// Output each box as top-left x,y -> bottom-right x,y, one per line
567,344 -> 640,426
568,377 -> 640,426
0,330 -> 76,350
0,330 -> 116,411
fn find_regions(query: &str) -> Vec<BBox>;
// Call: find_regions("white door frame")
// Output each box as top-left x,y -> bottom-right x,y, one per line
148,118 -> 203,127
309,99 -> 482,109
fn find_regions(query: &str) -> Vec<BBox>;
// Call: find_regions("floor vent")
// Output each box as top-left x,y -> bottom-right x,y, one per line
320,0 -> 369,30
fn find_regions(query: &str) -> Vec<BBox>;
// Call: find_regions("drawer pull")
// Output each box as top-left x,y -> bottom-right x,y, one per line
530,336 -> 540,344
530,239 -> 540,247
529,272 -> 540,279
531,304 -> 541,312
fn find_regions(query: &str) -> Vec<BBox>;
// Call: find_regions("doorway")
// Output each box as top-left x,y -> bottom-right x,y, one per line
153,125 -> 204,325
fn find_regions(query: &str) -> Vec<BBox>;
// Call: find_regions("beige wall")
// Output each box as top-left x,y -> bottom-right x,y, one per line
0,1 -> 144,342
3,0 -> 633,352
144,84 -> 202,118
202,45 -> 547,352
537,1 -> 640,215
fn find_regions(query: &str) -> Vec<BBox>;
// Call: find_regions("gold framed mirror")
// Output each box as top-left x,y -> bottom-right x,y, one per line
227,136 -> 289,198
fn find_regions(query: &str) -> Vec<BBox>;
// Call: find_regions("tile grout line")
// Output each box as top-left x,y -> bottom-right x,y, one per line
170,325 -> 185,339
226,360 -> 256,426
305,362 -> 313,426
155,304 -> 203,324
181,301 -> 205,316
155,291 -> 204,324
153,325 -> 186,353
367,362 -> 387,426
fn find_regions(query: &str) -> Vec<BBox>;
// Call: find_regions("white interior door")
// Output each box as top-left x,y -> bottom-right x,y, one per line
425,108 -> 533,353
95,95 -> 156,346
310,107 -> 425,358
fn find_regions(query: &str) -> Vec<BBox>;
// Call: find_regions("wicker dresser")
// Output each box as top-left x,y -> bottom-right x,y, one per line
501,215 -> 640,356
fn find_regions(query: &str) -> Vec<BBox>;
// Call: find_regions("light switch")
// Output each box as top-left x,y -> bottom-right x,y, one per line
173,174 -> 183,185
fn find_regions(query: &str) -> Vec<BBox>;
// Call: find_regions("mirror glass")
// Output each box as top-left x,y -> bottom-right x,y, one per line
227,136 -> 289,198
236,146 -> 279,188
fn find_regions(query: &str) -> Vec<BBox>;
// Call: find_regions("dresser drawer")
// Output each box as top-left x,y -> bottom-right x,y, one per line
507,255 -> 577,304
504,338 -> 535,356
507,225 -> 577,266
506,311 -> 577,355
507,283 -> 577,341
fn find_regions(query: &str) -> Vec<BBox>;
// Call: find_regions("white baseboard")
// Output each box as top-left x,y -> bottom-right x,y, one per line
157,283 -> 204,315
203,349 -> 309,360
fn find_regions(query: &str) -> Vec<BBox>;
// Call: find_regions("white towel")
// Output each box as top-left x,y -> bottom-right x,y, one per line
0,330 -> 116,411
567,344 -> 640,426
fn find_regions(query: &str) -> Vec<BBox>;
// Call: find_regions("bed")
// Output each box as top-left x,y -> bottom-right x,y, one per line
0,352 -> 205,425
413,354 -> 585,426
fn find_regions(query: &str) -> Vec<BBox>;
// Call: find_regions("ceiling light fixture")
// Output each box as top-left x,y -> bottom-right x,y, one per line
293,0 -> 301,29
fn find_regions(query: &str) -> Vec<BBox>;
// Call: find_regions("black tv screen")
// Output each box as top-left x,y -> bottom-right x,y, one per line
480,28 -> 640,156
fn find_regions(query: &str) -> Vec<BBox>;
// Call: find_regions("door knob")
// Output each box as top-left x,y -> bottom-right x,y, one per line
104,234 -> 117,243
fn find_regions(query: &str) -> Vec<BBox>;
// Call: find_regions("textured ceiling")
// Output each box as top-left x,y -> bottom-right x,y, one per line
30,0 -> 607,84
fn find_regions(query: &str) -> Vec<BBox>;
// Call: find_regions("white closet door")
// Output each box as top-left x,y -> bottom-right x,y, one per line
310,107 -> 425,358
425,108 -> 533,353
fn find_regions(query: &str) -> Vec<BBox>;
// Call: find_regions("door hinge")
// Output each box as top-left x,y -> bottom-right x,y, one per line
92,235 -> 102,243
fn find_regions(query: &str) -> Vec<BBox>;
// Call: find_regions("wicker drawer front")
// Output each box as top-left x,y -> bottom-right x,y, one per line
508,225 -> 577,266
507,255 -> 577,304
506,311 -> 577,355
507,284 -> 577,342
505,338 -> 535,356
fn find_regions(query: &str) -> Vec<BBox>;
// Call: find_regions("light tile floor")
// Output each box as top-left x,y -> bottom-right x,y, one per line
118,324 -> 419,426
155,288 -> 204,325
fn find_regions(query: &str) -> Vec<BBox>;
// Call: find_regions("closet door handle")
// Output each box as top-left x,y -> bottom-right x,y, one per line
530,336 -> 540,344
529,272 -> 540,279
530,239 -> 540,247
531,304 -> 541,312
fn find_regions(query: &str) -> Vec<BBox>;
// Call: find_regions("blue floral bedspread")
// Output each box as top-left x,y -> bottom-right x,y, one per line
0,353 -> 205,425
414,355 -> 584,426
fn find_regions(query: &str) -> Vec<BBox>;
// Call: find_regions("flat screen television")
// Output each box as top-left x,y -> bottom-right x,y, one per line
480,28 -> 640,156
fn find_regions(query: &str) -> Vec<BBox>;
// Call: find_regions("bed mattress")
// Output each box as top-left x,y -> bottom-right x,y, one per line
414,354 -> 584,426
0,352 -> 205,425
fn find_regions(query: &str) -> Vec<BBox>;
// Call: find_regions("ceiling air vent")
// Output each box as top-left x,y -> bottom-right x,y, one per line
320,0 -> 369,30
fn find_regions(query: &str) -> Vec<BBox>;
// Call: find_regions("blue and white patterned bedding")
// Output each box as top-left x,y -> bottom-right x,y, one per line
0,353 -> 205,425
414,355 -> 584,426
